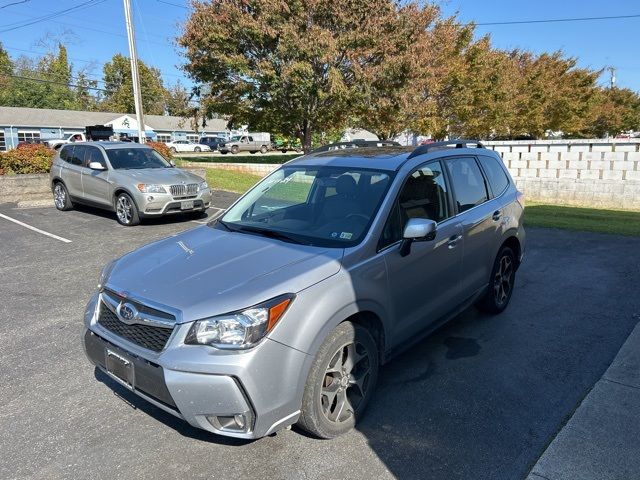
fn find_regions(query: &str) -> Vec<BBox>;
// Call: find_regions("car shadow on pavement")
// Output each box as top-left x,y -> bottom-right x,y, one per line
71,202 -> 208,226
93,368 -> 253,447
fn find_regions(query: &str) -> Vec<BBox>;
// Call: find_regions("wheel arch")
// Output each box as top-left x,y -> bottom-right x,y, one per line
500,235 -> 522,269
112,187 -> 139,209
340,310 -> 387,365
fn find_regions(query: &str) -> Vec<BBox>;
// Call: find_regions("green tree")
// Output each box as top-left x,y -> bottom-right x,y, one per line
179,0 -> 442,151
102,54 -> 167,114
0,42 -> 14,106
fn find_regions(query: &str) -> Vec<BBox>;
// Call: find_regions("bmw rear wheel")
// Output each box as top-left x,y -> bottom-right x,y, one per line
297,322 -> 379,439
115,193 -> 140,226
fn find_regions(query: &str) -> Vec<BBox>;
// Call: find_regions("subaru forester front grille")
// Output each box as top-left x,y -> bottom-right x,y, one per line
97,302 -> 174,352
170,183 -> 198,198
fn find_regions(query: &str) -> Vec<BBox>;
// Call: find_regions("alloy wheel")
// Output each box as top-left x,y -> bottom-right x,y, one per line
321,340 -> 372,424
116,196 -> 133,224
493,255 -> 514,306
53,184 -> 66,209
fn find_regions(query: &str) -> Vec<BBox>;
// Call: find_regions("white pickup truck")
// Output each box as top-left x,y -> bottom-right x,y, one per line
219,133 -> 271,154
45,133 -> 87,150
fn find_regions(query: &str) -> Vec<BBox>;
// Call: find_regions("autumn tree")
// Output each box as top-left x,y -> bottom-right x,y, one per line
102,54 -> 166,114
588,87 -> 640,137
179,0 -> 445,151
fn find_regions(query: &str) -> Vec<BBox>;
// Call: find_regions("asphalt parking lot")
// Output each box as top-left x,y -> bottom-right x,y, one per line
1,195 -> 639,480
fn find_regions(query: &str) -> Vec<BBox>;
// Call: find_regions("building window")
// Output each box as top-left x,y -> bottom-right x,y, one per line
0,131 -> 5,151
156,134 -> 171,143
18,131 -> 41,143
187,134 -> 199,143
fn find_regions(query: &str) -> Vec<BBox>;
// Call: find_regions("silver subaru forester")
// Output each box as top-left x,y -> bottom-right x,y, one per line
50,142 -> 212,225
83,140 -> 525,439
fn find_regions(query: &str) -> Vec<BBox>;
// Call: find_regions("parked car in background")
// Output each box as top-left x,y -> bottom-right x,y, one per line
219,133 -> 271,154
199,136 -> 227,151
45,125 -> 114,149
166,140 -> 211,153
50,142 -> 211,226
82,139 -> 525,440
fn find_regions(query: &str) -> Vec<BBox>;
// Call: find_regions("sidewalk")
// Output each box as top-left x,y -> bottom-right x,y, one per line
527,320 -> 640,480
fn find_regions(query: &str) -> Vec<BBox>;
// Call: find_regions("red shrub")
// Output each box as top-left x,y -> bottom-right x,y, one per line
0,144 -> 54,174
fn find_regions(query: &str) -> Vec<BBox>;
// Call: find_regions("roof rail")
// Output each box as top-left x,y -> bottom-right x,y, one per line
407,139 -> 484,159
311,139 -> 401,154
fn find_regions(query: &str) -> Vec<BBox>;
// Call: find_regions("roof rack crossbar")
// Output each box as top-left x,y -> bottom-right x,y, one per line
311,140 -> 401,154
407,139 -> 484,159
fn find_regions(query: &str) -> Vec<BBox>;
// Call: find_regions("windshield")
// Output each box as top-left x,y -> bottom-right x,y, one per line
106,148 -> 171,170
219,165 -> 393,247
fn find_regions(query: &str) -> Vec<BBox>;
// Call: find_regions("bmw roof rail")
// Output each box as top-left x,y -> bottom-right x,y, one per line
311,139 -> 401,154
407,139 -> 484,159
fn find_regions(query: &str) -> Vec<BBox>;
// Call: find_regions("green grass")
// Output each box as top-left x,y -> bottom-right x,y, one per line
525,203 -> 640,236
204,168 -> 263,193
177,154 -> 298,164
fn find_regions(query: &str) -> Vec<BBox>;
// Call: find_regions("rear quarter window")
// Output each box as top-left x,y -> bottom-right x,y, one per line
478,155 -> 510,197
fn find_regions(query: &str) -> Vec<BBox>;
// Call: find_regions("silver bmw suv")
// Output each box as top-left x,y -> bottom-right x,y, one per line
83,140 -> 525,439
50,142 -> 212,225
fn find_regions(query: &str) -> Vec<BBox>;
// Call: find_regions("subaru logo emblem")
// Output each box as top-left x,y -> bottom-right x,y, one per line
116,302 -> 138,325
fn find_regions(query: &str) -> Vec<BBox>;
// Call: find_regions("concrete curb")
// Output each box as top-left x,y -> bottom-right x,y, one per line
527,319 -> 640,480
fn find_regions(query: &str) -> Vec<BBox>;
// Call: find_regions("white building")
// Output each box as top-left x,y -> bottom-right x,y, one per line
0,106 -> 229,150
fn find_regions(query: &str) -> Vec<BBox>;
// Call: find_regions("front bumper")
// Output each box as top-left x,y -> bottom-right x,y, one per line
82,293 -> 308,439
136,188 -> 213,217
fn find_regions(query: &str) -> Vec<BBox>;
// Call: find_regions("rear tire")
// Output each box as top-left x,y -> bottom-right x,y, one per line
476,246 -> 516,314
260,145 -> 268,154
194,146 -> 201,152
53,182 -> 73,211
231,146 -> 239,154
115,192 -> 140,226
297,322 -> 379,439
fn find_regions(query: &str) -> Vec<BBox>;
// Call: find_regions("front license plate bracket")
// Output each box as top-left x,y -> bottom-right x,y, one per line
105,349 -> 134,389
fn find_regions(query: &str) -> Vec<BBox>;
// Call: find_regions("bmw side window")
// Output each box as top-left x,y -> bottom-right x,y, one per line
478,155 -> 510,198
60,146 -> 72,163
379,161 -> 450,250
70,145 -> 85,166
446,157 -> 489,213
85,147 -> 106,168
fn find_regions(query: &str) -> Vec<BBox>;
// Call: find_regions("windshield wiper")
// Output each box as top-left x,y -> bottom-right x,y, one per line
228,224 -> 309,245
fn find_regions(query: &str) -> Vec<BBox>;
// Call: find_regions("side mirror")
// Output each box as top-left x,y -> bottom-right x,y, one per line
169,160 -> 176,167
88,161 -> 106,171
400,218 -> 437,257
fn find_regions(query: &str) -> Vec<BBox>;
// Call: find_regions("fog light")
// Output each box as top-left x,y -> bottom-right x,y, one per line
206,412 -> 252,433
147,195 -> 154,202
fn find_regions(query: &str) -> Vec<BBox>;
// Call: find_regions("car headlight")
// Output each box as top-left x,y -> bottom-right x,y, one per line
98,259 -> 117,289
185,294 -> 294,349
199,181 -> 209,191
137,184 -> 167,194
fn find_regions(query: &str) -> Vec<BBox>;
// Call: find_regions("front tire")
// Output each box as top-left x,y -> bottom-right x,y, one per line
260,145 -> 268,154
476,246 -> 516,314
194,146 -> 201,152
53,182 -> 73,211
297,322 -> 379,439
115,192 -> 140,226
231,146 -> 239,154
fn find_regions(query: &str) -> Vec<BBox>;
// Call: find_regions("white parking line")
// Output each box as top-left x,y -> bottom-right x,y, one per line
191,207 -> 224,224
0,213 -> 72,243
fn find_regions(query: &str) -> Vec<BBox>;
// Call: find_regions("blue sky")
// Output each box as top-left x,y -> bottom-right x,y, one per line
0,0 -> 639,93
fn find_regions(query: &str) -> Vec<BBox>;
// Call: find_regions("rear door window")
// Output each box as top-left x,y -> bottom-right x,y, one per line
478,155 -> 510,197
69,145 -> 86,166
60,145 -> 73,163
446,157 -> 489,213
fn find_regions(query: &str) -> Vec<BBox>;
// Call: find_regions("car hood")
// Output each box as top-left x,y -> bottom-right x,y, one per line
113,167 -> 204,184
106,226 -> 343,322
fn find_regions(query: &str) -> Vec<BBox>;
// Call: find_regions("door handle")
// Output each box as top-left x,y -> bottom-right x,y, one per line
492,210 -> 502,221
447,234 -> 462,248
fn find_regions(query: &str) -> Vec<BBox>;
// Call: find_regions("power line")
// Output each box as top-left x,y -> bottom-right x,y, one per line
0,0 -> 29,9
0,0 -> 106,33
476,13 -> 640,26
155,0 -> 189,9
0,73 -> 109,92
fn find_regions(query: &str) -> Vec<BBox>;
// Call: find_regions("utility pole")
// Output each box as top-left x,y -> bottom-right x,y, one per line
123,0 -> 145,143
607,66 -> 616,89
